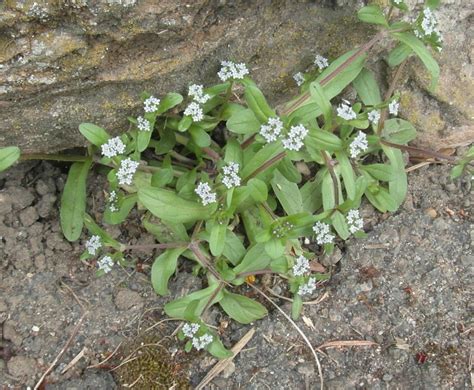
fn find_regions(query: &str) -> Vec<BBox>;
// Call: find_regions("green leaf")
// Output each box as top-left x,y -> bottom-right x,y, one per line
382,145 -> 407,207
300,171 -> 324,213
382,118 -> 417,144
306,130 -> 343,152
425,0 -> 440,8
365,185 -> 399,212
277,156 -> 302,183
387,43 -> 413,68
222,230 -> 246,266
157,92 -> 183,114
391,32 -> 440,90
151,248 -> 186,296
309,82 -> 332,128
271,169 -> 303,215
60,160 -> 92,241
189,126 -> 211,147
103,194 -> 137,225
358,5 -> 388,26
361,163 -> 395,181
244,84 -> 275,123
322,170 -> 336,210
224,138 -> 243,164
220,102 -> 246,121
153,127 -> 176,155
264,238 -> 285,259
207,336 -> 233,359
164,284 -> 223,319
137,127 -> 153,152
331,210 -> 350,240
241,142 -> 281,179
291,294 -> 303,320
0,146 -> 20,172
151,168 -> 174,188
178,116 -> 193,132
219,290 -> 268,324
226,108 -> 261,135
450,164 -> 464,179
209,221 -> 227,256
353,68 -> 382,106
336,151 -> 356,200
79,123 -> 109,146
233,244 -> 272,276
143,218 -> 189,243
247,178 -> 268,202
138,186 -> 213,223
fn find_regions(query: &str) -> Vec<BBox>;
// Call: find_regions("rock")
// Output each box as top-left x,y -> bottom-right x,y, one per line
5,188 -> 35,210
2,2 -> 470,153
7,355 -> 38,379
424,208 -> 437,218
19,206 -> 39,226
3,321 -> 23,346
114,289 -> 144,311
36,193 -> 57,218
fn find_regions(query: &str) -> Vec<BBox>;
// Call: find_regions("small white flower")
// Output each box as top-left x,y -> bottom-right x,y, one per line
108,190 -> 118,212
116,158 -> 139,185
184,102 -> 204,122
195,182 -> 217,205
349,131 -> 369,159
292,255 -> 310,276
222,162 -> 241,189
192,334 -> 213,350
368,110 -> 380,125
282,124 -> 308,152
137,116 -> 151,132
389,100 -> 399,116
218,61 -> 249,81
298,277 -> 317,296
420,8 -> 440,37
293,72 -> 305,86
346,209 -> 364,234
101,137 -> 126,158
144,96 -> 160,113
337,103 -> 357,121
183,323 -> 200,338
312,222 -> 335,245
393,0 -> 402,4
188,84 -> 211,104
314,54 -> 329,70
260,117 -> 284,143
98,255 -> 114,273
85,235 -> 102,256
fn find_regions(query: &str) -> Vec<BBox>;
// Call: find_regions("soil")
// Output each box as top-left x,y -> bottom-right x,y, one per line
0,158 -> 472,389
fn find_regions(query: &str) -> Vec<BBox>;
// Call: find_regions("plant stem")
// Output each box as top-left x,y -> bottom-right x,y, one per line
202,282 -> 225,314
244,151 -> 287,182
320,151 -> 340,206
241,134 -> 256,150
281,31 -> 386,116
188,241 -> 229,285
377,58 -> 408,135
380,140 -> 456,161
20,153 -> 90,162
122,242 -> 188,251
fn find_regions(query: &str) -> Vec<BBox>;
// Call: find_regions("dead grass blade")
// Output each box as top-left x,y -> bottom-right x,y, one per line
61,346 -> 87,374
317,340 -> 378,351
196,328 -> 255,390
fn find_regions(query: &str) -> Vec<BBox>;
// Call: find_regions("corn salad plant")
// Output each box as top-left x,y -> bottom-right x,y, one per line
0,1 -> 453,358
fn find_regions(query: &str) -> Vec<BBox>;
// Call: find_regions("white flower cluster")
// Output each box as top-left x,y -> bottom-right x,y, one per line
195,182 -> 217,205
293,72 -> 305,87
389,100 -> 399,116
347,209 -> 364,234
222,162 -> 241,189
419,8 -> 440,37
314,54 -> 329,70
312,222 -> 335,245
292,255 -> 310,276
188,84 -> 210,104
98,255 -> 114,273
349,131 -> 368,159
137,116 -> 151,132
182,322 -> 200,338
393,0 -> 402,4
101,137 -> 126,158
260,117 -> 284,143
192,334 -> 213,350
117,158 -> 139,185
184,102 -> 204,122
298,277 -> 316,296
109,190 -> 118,212
144,96 -> 160,113
337,102 -> 357,121
218,61 -> 249,81
282,124 -> 308,151
85,235 -> 102,256
368,110 -> 380,125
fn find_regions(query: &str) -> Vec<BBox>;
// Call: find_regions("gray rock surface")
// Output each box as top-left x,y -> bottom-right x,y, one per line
0,1 -> 472,153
